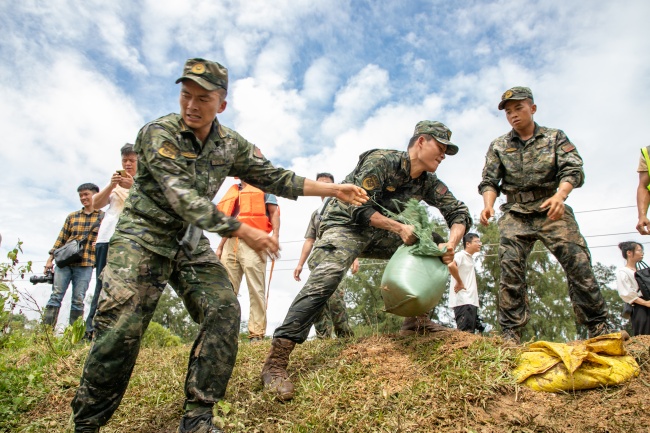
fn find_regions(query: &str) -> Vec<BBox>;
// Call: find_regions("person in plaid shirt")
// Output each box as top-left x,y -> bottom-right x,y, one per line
43,183 -> 104,328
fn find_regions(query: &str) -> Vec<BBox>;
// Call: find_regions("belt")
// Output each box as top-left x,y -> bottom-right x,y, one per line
507,188 -> 557,204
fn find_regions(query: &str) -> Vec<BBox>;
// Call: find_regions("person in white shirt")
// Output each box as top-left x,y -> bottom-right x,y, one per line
448,233 -> 482,332
616,241 -> 650,336
85,143 -> 138,338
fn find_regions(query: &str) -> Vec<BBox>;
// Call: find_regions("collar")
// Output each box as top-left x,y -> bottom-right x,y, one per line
508,122 -> 542,142
178,117 -> 224,140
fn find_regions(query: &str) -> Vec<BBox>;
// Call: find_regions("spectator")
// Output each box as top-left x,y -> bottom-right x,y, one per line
294,172 -> 357,339
84,143 -> 138,338
616,241 -> 650,335
215,179 -> 280,342
448,233 -> 482,332
43,183 -> 103,327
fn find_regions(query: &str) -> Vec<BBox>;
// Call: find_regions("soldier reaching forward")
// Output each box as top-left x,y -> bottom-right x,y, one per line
70,58 -> 366,433
262,120 -> 471,402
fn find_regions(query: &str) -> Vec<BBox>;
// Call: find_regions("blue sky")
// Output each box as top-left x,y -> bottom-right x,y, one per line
1,0 -> 649,331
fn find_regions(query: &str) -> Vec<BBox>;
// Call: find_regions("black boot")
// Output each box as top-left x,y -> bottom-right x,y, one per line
69,309 -> 84,326
42,306 -> 60,327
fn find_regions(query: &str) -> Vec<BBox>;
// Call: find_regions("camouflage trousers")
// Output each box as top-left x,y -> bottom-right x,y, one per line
274,225 -> 402,343
313,282 -> 352,338
71,236 -> 240,430
497,207 -> 608,331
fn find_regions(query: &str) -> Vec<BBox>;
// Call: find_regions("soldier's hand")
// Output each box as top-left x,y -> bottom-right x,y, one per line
232,224 -> 280,260
293,265 -> 303,281
350,258 -> 360,275
215,247 -> 223,259
438,242 -> 455,264
637,216 -> 650,235
480,207 -> 495,226
541,193 -> 565,221
399,224 -> 418,245
335,184 -> 368,206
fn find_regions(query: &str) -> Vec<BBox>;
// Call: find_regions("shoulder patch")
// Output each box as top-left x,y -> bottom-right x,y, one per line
435,183 -> 449,195
505,147 -> 518,152
253,146 -> 265,159
362,175 -> 380,191
158,141 -> 180,159
561,143 -> 576,153
181,151 -> 197,159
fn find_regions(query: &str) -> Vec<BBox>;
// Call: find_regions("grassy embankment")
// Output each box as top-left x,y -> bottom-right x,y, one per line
3,325 -> 650,433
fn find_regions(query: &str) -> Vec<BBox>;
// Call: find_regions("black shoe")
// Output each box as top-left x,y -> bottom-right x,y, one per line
178,413 -> 223,433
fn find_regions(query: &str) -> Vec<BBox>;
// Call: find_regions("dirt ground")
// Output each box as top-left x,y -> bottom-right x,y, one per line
341,332 -> 650,433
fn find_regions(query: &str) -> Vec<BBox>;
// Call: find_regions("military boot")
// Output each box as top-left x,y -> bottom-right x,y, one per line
588,321 -> 630,341
42,306 -> 60,327
501,328 -> 521,346
399,314 -> 450,336
178,413 -> 223,433
261,337 -> 296,401
69,309 -> 84,326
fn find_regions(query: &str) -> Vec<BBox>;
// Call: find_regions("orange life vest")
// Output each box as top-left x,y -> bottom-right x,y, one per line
216,184 -> 273,233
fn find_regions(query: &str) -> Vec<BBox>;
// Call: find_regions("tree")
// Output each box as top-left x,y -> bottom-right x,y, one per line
150,286 -> 199,343
0,240 -> 32,343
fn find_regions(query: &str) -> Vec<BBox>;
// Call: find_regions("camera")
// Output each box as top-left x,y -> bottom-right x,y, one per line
30,270 -> 54,285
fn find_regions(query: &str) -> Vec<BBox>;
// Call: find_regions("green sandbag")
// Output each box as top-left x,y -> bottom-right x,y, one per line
381,244 -> 449,317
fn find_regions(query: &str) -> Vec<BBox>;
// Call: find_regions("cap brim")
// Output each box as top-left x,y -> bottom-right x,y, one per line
445,144 -> 459,156
498,96 -> 528,110
434,137 -> 458,155
176,76 -> 220,91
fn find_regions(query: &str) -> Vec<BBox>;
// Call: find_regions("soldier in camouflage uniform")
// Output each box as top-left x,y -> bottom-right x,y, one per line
262,121 -> 471,401
294,172 -> 358,339
479,86 -> 610,344
70,58 -> 367,433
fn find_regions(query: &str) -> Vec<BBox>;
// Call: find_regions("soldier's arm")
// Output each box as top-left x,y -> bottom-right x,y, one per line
369,212 -> 417,245
637,171 -> 650,235
554,130 -> 584,189
541,130 -> 582,220
425,178 -> 472,235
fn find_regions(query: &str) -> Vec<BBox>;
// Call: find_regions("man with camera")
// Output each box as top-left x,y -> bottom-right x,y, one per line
42,183 -> 103,328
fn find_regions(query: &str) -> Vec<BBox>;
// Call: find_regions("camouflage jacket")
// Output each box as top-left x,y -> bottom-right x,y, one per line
321,149 -> 471,232
115,113 -> 305,258
478,123 -> 584,213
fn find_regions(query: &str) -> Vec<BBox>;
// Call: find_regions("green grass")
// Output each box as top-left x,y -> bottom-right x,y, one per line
5,329 -> 650,433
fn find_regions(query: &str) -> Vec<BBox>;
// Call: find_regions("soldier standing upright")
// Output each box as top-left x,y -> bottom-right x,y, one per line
70,58 -> 367,433
261,120 -> 471,402
479,86 -> 611,344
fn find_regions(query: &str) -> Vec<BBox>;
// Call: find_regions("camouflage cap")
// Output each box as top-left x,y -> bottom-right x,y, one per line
498,86 -> 533,110
175,58 -> 228,92
413,120 -> 458,155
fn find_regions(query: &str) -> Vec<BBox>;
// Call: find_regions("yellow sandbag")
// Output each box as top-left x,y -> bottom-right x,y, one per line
512,333 -> 639,392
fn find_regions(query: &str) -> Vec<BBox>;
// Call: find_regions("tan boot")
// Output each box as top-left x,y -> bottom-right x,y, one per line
399,314 -> 450,336
261,338 -> 296,401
